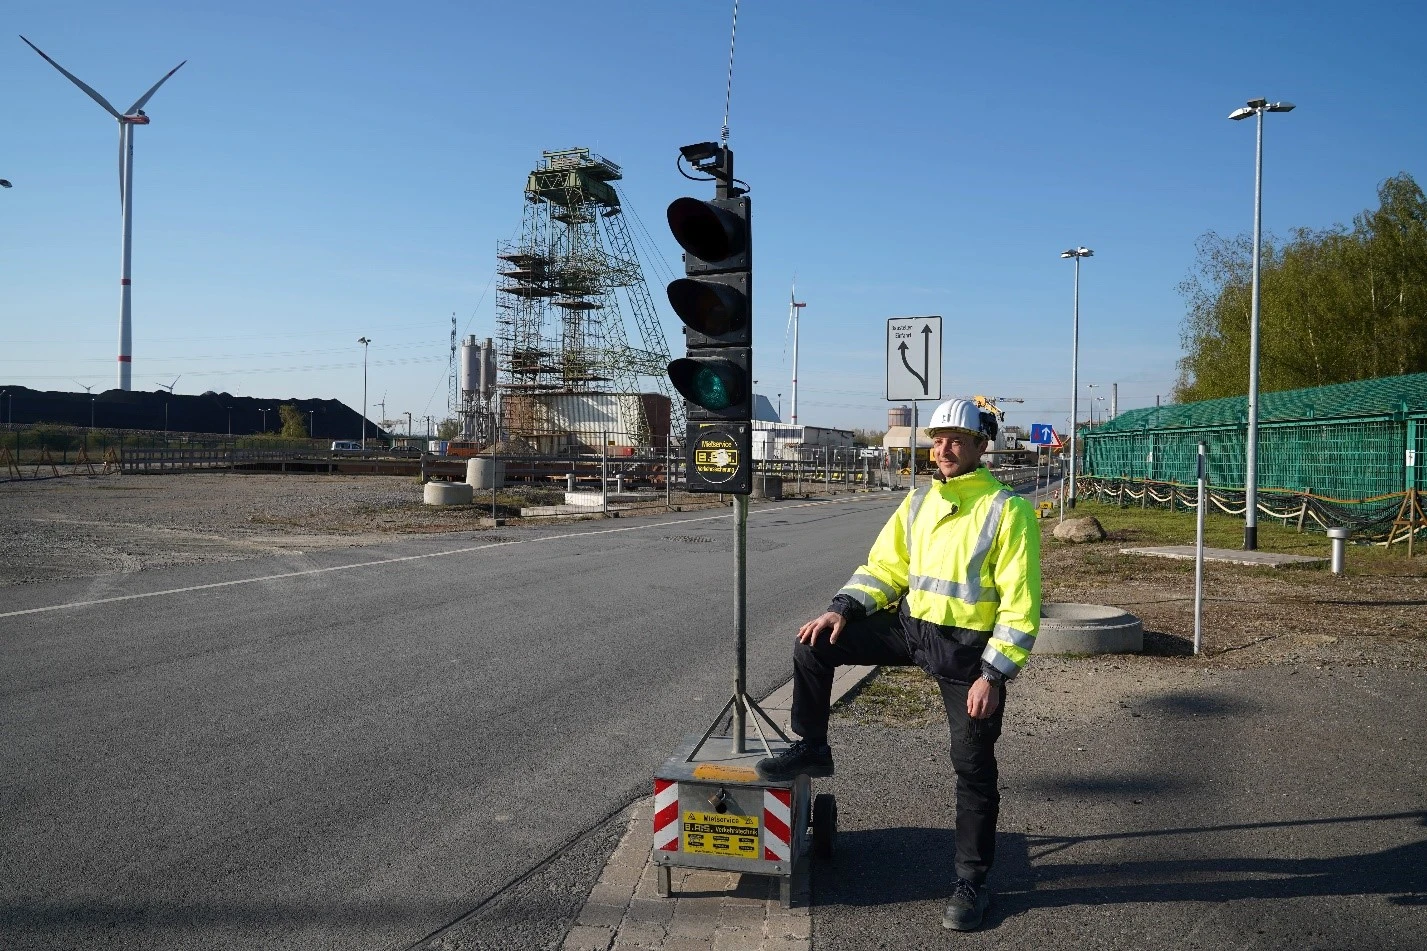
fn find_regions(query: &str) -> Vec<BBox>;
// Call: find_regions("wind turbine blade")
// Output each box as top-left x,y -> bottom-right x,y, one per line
125,60 -> 186,114
19,36 -> 123,119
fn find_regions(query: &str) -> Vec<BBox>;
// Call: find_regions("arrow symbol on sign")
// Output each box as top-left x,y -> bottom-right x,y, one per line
898,324 -> 933,395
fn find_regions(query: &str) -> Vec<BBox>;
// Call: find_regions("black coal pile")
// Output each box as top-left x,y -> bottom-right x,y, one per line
0,385 -> 376,439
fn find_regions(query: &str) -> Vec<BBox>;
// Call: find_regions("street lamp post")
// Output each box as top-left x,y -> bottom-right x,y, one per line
1229,97 -> 1294,551
90,397 -> 96,429
1060,247 -> 1093,510
405,411 -> 412,437
258,407 -> 269,433
357,336 -> 371,450
309,409 -> 315,438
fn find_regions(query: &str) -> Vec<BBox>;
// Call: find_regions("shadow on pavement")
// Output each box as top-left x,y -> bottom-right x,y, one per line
815,811 -> 1427,927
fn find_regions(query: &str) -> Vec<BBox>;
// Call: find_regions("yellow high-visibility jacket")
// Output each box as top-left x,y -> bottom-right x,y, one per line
834,466 -> 1041,681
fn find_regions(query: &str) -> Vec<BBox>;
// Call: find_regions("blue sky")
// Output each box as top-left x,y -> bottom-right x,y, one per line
4,0 -> 1424,435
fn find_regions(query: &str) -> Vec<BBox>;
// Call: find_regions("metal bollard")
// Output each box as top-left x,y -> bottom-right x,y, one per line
567,473 -> 577,491
615,474 -> 625,493
1327,527 -> 1350,575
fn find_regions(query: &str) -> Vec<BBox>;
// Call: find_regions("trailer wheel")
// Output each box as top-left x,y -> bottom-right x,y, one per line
812,793 -> 837,860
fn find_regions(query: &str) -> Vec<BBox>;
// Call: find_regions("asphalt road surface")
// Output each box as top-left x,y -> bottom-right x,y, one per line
1,492 -> 904,951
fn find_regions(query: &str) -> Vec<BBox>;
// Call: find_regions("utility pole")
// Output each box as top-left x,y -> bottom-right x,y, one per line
358,336 -> 371,449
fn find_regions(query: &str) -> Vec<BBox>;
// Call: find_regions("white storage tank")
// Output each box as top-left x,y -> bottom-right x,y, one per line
460,335 -> 481,396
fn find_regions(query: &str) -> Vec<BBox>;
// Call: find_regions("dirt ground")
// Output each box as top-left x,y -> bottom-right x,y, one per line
3,471 -> 1424,674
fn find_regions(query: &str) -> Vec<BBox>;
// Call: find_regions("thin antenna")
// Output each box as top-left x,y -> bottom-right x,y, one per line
721,0 -> 740,145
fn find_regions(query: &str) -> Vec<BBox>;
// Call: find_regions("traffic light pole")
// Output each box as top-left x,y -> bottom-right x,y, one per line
733,493 -> 748,752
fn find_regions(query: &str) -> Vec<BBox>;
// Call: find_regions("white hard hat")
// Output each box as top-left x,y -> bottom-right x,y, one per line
925,398 -> 983,435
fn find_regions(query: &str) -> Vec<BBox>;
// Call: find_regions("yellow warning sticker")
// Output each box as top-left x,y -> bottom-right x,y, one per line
681,810 -> 760,858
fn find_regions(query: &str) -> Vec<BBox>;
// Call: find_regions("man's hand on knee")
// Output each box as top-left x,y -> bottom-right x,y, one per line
797,611 -> 845,645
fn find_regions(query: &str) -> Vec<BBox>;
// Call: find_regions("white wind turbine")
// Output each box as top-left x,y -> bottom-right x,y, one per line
21,36 -> 186,392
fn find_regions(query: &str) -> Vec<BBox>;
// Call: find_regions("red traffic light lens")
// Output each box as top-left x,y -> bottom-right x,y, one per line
667,197 -> 745,263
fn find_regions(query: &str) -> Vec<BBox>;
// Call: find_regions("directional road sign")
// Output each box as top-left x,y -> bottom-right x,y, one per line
1029,423 -> 1055,445
886,316 -> 942,402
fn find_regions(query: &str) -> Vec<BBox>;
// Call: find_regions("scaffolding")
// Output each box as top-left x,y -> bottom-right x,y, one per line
495,148 -> 679,453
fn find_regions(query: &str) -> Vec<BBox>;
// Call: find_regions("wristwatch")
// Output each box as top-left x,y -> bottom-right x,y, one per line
979,667 -> 1005,687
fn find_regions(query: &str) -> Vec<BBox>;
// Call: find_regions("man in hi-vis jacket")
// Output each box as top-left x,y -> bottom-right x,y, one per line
758,397 -> 1041,932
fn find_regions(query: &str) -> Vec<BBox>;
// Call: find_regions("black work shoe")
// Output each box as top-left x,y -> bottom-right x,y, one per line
942,878 -> 990,931
756,740 -> 834,781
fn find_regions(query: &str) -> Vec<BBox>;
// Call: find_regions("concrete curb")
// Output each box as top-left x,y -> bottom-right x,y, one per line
560,665 -> 879,951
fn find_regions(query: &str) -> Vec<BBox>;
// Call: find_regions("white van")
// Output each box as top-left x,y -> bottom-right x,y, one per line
330,440 -> 362,452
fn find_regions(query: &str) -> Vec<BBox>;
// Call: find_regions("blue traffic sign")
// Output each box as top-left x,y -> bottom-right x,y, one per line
1029,423 -> 1056,446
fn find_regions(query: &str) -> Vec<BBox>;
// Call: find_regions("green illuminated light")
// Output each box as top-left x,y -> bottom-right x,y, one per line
694,368 -> 732,409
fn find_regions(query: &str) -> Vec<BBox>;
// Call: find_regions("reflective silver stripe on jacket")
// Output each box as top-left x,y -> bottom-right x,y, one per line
905,489 -> 1013,605
836,585 -> 881,613
982,646 -> 1021,677
991,622 -> 1036,651
842,572 -> 900,603
906,486 -> 932,542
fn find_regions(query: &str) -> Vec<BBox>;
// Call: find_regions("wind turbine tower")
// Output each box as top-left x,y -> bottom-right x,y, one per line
21,36 -> 186,392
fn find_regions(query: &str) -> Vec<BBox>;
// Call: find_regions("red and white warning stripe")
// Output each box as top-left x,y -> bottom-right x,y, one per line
762,787 -> 792,861
653,779 -> 680,852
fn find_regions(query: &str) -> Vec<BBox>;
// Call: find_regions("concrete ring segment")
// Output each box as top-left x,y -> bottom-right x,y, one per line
424,482 -> 474,506
1034,602 -> 1144,655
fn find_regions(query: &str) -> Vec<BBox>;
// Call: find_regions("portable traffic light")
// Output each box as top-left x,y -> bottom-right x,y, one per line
667,144 -> 752,493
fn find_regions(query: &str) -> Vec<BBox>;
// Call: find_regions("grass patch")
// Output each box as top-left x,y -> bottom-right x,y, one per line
835,666 -> 943,727
1059,501 -> 1427,577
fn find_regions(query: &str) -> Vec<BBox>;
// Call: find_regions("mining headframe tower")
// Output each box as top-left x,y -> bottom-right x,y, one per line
482,147 -> 678,455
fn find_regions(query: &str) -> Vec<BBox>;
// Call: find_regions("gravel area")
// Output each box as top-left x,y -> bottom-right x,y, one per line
0,471 -> 496,586
0,470 -> 721,587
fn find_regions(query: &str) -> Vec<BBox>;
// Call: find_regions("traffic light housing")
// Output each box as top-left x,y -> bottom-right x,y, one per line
667,145 -> 752,493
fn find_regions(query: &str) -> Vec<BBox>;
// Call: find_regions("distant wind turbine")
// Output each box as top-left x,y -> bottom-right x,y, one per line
20,35 -> 186,392
157,375 -> 181,394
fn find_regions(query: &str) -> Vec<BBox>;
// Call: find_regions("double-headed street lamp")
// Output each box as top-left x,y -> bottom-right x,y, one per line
1060,247 -> 1093,510
1229,97 -> 1294,551
357,336 -> 371,450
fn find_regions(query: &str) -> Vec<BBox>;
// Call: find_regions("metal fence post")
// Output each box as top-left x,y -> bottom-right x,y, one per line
1194,442 -> 1207,655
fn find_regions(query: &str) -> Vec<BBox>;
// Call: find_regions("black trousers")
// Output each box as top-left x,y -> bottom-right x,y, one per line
790,608 -> 1003,886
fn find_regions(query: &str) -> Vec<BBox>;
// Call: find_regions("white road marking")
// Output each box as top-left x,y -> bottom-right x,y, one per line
1,495 -> 895,619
